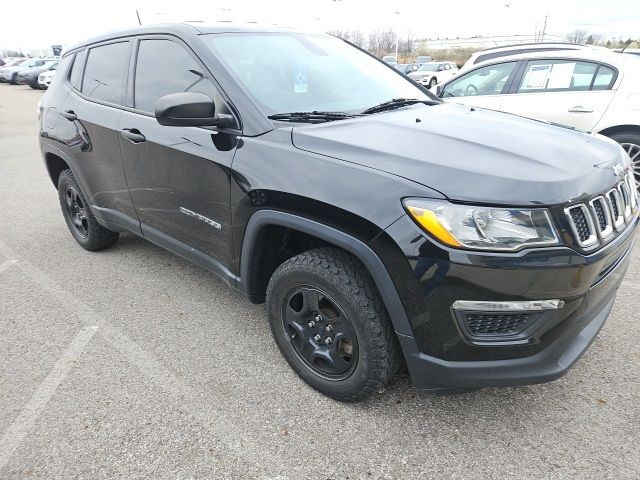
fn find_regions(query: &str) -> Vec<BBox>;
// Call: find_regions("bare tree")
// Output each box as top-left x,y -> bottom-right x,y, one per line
566,29 -> 589,44
349,30 -> 366,48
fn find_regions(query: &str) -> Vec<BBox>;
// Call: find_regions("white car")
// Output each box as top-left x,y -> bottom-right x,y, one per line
438,50 -> 640,184
408,61 -> 458,88
37,69 -> 56,89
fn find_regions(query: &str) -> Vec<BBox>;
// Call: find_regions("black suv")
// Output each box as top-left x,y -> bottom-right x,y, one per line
39,24 -> 639,402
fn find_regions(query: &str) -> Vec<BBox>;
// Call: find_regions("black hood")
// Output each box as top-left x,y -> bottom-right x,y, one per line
291,103 -> 627,206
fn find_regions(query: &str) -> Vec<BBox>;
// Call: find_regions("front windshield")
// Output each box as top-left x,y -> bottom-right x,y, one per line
204,33 -> 431,115
418,63 -> 440,72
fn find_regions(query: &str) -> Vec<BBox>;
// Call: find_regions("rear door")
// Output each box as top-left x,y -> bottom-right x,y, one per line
58,40 -> 139,227
117,36 -> 239,277
498,59 -> 617,131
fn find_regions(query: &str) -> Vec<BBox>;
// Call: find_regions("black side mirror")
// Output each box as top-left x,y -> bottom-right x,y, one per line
436,85 -> 442,96
154,92 -> 235,128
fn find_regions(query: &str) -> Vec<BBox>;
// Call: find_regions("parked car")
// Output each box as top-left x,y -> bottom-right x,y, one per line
461,43 -> 607,72
394,63 -> 420,75
0,57 -> 47,84
438,50 -> 640,187
17,60 -> 58,89
39,24 -> 638,402
38,68 -> 56,89
382,54 -> 397,63
0,57 -> 26,68
415,55 -> 432,64
408,61 -> 458,88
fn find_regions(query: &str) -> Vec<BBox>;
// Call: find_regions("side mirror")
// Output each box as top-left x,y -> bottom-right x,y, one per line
154,92 -> 235,128
436,85 -> 442,96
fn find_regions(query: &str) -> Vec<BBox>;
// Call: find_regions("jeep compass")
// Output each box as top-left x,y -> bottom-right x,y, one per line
39,24 -> 639,401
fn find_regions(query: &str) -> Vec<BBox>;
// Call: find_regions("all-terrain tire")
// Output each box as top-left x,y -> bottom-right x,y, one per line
266,247 -> 402,402
57,169 -> 119,251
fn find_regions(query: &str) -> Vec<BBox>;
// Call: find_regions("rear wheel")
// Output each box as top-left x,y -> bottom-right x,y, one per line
57,169 -> 119,251
609,132 -> 640,190
266,247 -> 401,402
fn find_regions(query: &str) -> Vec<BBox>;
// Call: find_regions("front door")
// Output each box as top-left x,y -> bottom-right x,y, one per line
118,37 -> 240,278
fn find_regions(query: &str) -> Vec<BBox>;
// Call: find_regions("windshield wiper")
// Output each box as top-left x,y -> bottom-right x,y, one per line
267,111 -> 357,124
361,98 -> 433,114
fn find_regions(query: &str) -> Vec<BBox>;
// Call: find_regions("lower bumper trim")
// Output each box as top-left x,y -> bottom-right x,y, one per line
399,296 -> 613,391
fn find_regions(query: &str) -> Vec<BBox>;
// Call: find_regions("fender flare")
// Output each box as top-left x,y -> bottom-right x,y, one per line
239,210 -> 414,336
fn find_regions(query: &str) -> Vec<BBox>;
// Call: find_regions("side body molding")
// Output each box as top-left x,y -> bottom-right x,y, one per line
239,210 -> 414,336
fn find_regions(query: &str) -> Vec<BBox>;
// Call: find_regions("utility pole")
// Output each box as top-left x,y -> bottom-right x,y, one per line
540,15 -> 548,43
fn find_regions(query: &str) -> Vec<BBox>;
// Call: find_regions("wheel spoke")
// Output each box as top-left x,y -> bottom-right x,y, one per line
312,345 -> 351,373
65,189 -> 74,208
301,288 -> 321,314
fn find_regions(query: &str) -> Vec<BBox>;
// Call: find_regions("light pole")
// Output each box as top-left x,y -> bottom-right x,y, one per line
394,10 -> 400,61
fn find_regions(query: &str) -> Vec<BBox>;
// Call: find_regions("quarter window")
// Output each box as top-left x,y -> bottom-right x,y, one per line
69,49 -> 86,89
517,60 -> 613,93
441,62 -> 517,98
134,39 -> 218,113
593,65 -> 616,90
81,42 -> 130,104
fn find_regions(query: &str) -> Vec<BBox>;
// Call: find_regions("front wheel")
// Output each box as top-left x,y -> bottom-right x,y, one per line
57,169 -> 119,251
610,132 -> 640,190
266,248 -> 402,402
429,77 -> 437,88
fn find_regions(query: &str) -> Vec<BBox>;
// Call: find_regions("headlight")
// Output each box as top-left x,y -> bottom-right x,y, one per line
404,199 -> 560,251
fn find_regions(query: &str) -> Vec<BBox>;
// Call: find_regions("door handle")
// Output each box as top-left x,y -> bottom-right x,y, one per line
60,110 -> 77,121
568,106 -> 595,113
121,128 -> 146,143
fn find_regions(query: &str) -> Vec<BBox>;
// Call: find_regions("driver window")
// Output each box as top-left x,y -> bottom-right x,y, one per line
134,39 -> 221,114
441,61 -> 517,98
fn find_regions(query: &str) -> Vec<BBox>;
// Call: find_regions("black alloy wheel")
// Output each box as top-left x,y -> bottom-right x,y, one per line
281,285 -> 358,380
64,185 -> 89,239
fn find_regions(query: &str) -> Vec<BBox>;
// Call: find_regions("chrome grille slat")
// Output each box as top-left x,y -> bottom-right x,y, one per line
589,196 -> 613,238
606,188 -> 625,231
565,204 -> 598,249
565,175 -> 638,250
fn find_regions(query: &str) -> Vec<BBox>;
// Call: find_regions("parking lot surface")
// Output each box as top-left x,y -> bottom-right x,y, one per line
1,84 -> 639,479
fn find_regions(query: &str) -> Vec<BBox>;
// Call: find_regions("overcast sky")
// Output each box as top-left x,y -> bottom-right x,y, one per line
1,0 -> 637,51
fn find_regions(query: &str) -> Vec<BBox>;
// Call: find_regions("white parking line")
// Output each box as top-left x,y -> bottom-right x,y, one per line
0,325 -> 98,470
0,259 -> 17,275
0,240 -> 283,477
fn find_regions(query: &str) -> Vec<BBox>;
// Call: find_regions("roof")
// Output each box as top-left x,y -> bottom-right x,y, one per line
64,22 -> 298,54
474,48 -> 637,67
475,42 -> 594,53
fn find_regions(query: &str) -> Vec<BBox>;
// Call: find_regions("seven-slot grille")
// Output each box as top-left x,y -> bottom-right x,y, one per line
565,173 -> 637,249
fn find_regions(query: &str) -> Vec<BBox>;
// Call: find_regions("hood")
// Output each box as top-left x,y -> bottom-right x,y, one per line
291,103 -> 627,206
409,72 -> 432,79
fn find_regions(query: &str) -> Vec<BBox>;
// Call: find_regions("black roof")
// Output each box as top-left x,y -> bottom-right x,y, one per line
64,22 -> 296,54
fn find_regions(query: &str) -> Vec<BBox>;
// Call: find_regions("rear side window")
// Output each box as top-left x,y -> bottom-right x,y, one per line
517,60 -> 612,93
69,49 -> 86,89
592,65 -> 616,90
81,42 -> 130,104
134,39 -> 218,113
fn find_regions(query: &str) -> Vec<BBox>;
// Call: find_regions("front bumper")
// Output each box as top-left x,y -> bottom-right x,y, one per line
375,212 -> 638,392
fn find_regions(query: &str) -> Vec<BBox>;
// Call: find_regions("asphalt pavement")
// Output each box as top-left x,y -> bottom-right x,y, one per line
0,84 -> 639,479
